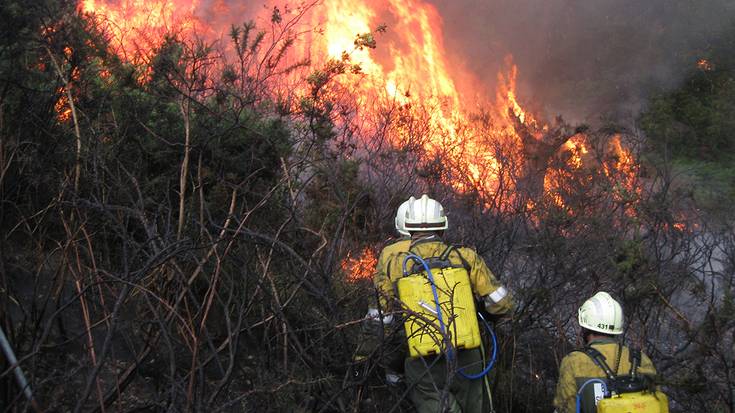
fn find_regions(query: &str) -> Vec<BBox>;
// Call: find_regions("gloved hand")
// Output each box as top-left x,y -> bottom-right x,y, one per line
385,370 -> 404,386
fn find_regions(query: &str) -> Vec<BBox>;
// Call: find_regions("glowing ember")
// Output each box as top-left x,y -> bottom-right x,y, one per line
341,247 -> 377,282
697,59 -> 713,71
54,88 -> 72,122
54,64 -> 80,123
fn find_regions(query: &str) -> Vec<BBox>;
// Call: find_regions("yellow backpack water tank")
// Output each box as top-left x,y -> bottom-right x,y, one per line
396,266 -> 481,358
597,391 -> 669,413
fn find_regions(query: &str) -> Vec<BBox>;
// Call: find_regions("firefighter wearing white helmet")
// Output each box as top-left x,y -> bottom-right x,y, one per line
553,292 -> 660,413
402,194 -> 449,232
578,291 -> 624,335
372,194 -> 513,413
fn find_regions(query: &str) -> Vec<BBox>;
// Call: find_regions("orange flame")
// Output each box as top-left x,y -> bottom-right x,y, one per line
564,135 -> 589,169
77,0 -> 640,214
500,62 -> 536,127
305,0 -> 464,137
54,89 -> 72,122
79,0 -> 203,62
697,59 -> 713,71
341,247 -> 377,282
604,134 -> 637,193
54,63 -> 81,123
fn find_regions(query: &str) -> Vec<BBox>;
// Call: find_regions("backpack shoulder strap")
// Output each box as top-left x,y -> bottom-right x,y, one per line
440,245 -> 471,270
438,244 -> 455,261
388,249 -> 413,279
394,244 -> 434,276
580,346 -> 617,380
402,240 -> 447,274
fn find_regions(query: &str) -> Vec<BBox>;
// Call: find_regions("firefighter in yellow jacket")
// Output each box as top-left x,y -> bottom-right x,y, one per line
374,194 -> 513,413
553,292 -> 658,413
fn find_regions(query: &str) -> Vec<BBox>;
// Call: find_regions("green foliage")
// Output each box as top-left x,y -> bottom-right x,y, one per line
639,70 -> 735,161
304,158 -> 371,236
0,0 -> 91,240
671,157 -> 735,207
614,240 -> 645,276
230,21 -> 262,57
638,22 -> 735,161
639,28 -> 735,207
354,25 -> 386,50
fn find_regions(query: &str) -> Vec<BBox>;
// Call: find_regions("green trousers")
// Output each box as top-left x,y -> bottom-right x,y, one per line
404,349 -> 485,413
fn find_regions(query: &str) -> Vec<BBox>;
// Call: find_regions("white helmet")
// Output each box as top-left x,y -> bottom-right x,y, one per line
402,194 -> 448,232
578,291 -> 624,335
394,200 -> 411,236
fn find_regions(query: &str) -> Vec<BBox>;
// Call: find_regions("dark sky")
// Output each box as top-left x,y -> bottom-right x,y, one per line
431,0 -> 735,124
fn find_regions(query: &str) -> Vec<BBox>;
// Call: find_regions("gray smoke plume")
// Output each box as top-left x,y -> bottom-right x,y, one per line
432,0 -> 735,125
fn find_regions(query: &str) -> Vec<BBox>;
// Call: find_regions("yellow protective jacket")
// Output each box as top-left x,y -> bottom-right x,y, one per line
553,338 -> 657,413
374,235 -> 513,316
374,238 -> 412,309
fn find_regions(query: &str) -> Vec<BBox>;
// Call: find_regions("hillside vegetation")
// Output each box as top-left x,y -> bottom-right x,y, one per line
639,28 -> 735,210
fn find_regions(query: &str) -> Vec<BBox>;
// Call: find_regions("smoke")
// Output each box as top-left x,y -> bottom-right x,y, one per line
431,0 -> 735,124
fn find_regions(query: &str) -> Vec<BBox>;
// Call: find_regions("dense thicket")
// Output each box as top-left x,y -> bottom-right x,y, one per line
0,2 -> 733,412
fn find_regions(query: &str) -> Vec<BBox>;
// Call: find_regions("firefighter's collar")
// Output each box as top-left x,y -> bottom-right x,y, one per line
410,234 -> 442,247
411,234 -> 441,242
588,337 -> 619,346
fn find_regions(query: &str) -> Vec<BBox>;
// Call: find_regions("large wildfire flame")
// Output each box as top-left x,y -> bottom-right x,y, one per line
73,0 -> 641,281
79,0 -> 204,60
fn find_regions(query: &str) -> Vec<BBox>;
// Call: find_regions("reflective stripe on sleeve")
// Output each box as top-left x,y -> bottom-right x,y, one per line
487,286 -> 508,303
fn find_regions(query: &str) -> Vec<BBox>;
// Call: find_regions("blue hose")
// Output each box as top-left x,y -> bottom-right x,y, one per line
402,254 -> 497,380
402,254 -> 447,339
458,311 -> 497,380
575,379 -> 609,413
